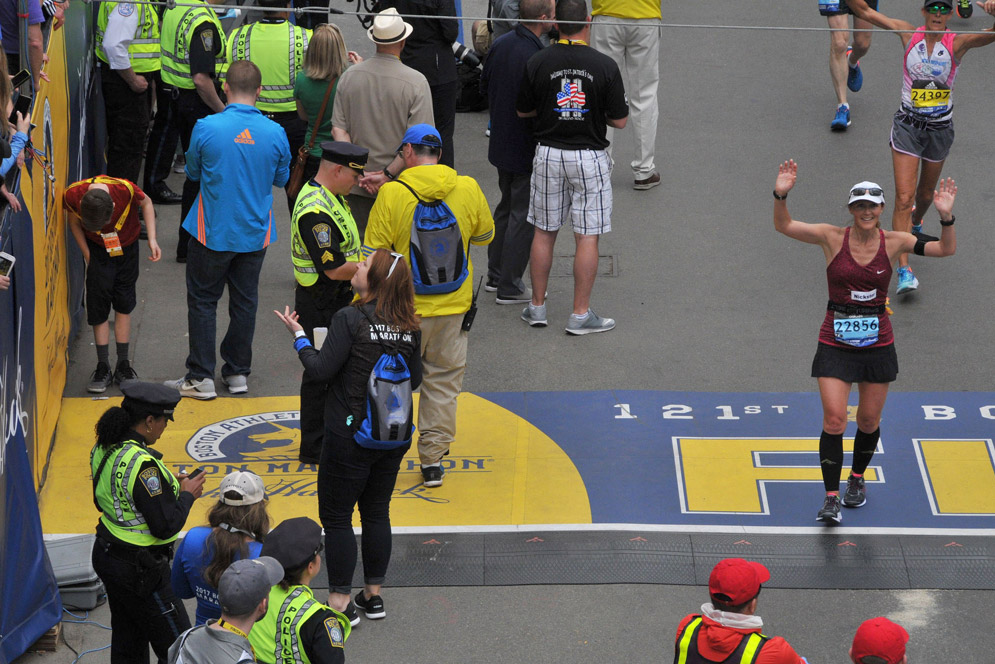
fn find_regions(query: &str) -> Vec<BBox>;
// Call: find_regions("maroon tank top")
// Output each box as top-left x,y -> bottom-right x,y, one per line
818,228 -> 894,348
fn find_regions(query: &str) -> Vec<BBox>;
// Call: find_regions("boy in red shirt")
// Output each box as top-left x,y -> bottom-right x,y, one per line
64,176 -> 161,392
674,558 -> 807,664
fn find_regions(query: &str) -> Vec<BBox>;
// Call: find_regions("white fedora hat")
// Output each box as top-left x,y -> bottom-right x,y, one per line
368,8 -> 414,44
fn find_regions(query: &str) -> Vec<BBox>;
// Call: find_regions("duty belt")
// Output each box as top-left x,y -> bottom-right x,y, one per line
897,108 -> 952,130
97,535 -> 174,561
827,301 -> 886,316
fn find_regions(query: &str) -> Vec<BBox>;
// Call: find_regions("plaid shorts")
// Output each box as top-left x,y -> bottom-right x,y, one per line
528,145 -> 613,236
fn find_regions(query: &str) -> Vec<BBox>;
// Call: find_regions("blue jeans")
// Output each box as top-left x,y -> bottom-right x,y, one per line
184,239 -> 266,380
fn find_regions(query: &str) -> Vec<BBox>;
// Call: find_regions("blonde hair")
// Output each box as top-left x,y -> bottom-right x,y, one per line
303,23 -> 348,81
0,50 -> 12,141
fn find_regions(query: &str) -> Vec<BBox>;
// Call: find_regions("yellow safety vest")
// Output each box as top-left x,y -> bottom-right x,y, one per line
674,616 -> 768,664
290,180 -> 361,287
248,585 -> 350,664
223,21 -> 309,112
160,0 -> 226,89
90,439 -> 181,547
96,2 -> 161,72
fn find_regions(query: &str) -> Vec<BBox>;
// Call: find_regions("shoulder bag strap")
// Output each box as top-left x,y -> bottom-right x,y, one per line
306,76 -> 338,154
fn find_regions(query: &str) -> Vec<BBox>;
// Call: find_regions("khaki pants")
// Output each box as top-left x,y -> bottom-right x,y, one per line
417,313 -> 468,465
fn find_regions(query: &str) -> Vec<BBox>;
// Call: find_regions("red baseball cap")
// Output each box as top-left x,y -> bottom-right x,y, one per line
708,558 -> 770,605
851,617 -> 909,664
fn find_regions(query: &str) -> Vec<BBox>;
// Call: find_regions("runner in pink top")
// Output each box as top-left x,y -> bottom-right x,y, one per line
847,0 -> 995,295
772,160 -> 958,525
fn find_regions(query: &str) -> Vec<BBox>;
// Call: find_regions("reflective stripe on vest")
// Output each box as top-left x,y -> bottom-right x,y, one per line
674,616 -> 768,664
290,181 -> 361,287
223,21 -> 309,111
160,2 -> 226,89
96,2 -> 161,72
90,440 -> 181,546
248,584 -> 351,664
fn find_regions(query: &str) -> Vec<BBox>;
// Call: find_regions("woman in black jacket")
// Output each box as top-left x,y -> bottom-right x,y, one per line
275,248 -> 422,624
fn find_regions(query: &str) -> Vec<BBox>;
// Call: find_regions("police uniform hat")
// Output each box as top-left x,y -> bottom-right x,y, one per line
120,380 -> 181,421
319,141 -> 368,175
261,516 -> 324,571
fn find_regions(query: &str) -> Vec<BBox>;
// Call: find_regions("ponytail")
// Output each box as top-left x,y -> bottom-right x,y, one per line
94,407 -> 137,450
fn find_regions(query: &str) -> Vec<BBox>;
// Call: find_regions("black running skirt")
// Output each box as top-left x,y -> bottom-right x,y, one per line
811,342 -> 898,384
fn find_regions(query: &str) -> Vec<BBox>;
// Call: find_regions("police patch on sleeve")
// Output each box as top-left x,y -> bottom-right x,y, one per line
138,467 -> 163,497
116,3 -> 136,16
312,224 -> 332,249
200,30 -> 214,52
324,617 -> 344,648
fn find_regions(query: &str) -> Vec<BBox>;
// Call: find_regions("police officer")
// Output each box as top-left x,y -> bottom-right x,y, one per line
89,381 -> 207,663
249,517 -> 350,664
291,141 -> 367,463
160,0 -> 227,262
95,0 -> 161,184
223,0 -> 310,182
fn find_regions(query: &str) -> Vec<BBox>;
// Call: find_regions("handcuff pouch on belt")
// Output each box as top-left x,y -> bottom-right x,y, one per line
828,300 -> 884,348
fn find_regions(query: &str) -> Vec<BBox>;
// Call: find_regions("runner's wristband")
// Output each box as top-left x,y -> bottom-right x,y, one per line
939,215 -> 955,226
772,191 -> 787,200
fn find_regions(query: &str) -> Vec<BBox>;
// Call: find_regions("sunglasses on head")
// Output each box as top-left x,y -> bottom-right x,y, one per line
926,4 -> 952,14
850,187 -> 884,197
386,251 -> 403,279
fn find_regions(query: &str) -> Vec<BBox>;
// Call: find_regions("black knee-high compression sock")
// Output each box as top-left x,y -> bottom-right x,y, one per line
820,430 -> 845,493
851,428 -> 880,476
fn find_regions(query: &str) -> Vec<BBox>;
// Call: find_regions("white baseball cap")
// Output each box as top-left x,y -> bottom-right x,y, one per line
218,471 -> 266,506
848,181 -> 886,206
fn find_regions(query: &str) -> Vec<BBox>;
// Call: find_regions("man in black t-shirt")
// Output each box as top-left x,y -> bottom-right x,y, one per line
515,0 -> 628,336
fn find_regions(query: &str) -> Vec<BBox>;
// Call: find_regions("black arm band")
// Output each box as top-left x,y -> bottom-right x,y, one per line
772,190 -> 787,200
940,215 -> 955,227
914,238 -> 928,256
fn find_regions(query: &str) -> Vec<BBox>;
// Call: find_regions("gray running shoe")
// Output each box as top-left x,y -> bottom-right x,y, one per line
165,377 -> 217,400
87,362 -> 114,393
565,309 -> 615,335
842,473 -> 866,508
816,494 -> 843,524
222,374 -> 248,394
521,303 -> 547,327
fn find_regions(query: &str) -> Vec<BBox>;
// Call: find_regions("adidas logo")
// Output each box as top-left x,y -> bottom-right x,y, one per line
234,129 -> 255,145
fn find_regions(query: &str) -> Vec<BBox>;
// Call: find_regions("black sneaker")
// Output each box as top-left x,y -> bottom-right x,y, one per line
484,278 -> 498,292
114,363 -> 139,384
842,473 -> 866,508
342,601 -> 360,627
355,590 -> 386,619
87,362 -> 113,393
421,465 -> 445,487
816,494 -> 843,524
957,0 -> 973,18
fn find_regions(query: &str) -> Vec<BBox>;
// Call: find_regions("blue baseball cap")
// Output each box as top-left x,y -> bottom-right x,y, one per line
398,124 -> 442,150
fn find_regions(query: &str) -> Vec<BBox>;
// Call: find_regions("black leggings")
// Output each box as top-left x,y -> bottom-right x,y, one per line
318,430 -> 409,594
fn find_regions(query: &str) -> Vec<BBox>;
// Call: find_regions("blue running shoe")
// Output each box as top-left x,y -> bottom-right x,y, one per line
846,47 -> 863,92
896,266 -> 919,294
831,104 -> 851,131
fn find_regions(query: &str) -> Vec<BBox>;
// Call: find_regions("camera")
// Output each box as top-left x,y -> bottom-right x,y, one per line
452,42 -> 481,69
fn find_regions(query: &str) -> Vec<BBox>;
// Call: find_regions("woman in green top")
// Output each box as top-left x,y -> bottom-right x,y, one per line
294,24 -> 361,182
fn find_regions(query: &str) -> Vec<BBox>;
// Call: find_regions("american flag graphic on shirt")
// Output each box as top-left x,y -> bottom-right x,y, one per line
555,79 -> 588,115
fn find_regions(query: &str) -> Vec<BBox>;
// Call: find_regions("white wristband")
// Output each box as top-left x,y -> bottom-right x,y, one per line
294,330 -> 307,339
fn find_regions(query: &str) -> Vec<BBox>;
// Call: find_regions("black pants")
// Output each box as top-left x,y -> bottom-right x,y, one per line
488,168 -> 534,295
431,80 -> 457,169
176,90 -> 215,260
143,74 -> 181,192
91,539 -> 190,664
296,283 -> 351,463
319,430 -> 409,594
269,111 -> 308,211
101,65 -> 154,183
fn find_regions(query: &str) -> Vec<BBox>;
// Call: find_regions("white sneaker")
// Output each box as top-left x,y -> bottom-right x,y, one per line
222,374 -> 248,394
165,377 -> 217,400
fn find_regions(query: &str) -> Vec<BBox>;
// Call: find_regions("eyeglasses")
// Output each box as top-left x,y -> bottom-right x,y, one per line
850,187 -> 884,197
386,252 -> 403,279
925,4 -> 952,14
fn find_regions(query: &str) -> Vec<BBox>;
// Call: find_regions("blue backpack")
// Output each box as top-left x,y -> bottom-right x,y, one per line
397,180 -> 468,295
353,309 -> 415,450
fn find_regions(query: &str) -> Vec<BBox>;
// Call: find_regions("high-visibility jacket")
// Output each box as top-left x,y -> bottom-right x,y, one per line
291,181 -> 361,287
674,616 -> 769,664
96,2 -> 161,72
223,20 -> 309,112
160,0 -> 226,89
90,438 -> 181,547
248,584 -> 350,664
